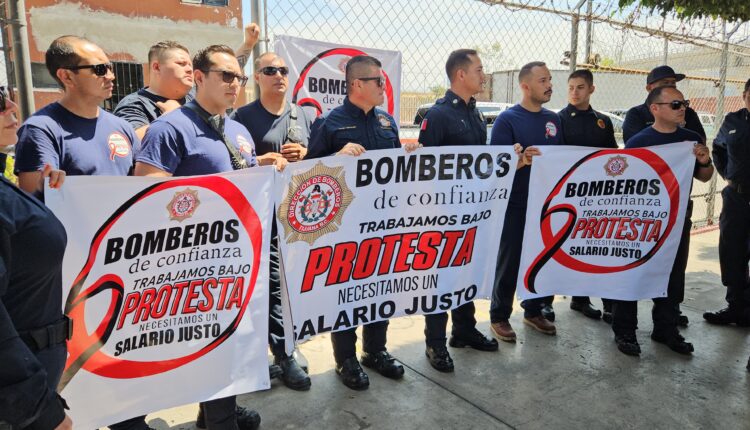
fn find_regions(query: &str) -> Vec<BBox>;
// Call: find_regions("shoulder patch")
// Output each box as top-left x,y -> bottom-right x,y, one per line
108,132 -> 131,160
420,119 -> 428,131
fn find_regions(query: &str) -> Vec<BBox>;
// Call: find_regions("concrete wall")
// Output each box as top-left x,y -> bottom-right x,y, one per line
26,0 -> 243,63
12,0 -> 243,110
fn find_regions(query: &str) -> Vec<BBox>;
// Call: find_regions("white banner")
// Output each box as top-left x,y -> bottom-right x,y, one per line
517,143 -> 695,301
45,170 -> 274,429
275,146 -> 517,342
274,35 -> 402,122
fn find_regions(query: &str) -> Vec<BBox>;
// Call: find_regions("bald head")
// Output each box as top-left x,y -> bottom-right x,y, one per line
46,35 -> 96,87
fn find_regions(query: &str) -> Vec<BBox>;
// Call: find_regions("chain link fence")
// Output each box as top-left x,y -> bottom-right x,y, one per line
259,0 -> 750,230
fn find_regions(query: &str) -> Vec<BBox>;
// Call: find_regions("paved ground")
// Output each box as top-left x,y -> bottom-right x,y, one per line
130,230 -> 749,430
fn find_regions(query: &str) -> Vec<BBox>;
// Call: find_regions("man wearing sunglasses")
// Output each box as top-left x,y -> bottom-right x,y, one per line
135,45 -> 271,430
307,55 -> 405,391
417,49 -> 499,373
15,36 -> 138,199
704,78 -> 750,329
12,35 -> 150,429
612,86 -> 713,357
231,52 -> 313,392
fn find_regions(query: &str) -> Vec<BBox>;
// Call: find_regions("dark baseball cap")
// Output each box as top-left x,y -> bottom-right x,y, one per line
647,65 -> 685,85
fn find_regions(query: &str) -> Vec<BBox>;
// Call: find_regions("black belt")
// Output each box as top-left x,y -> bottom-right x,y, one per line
19,316 -> 72,352
728,180 -> 749,194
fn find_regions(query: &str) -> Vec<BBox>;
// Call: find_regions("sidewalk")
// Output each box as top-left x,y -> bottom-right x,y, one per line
136,230 -> 749,430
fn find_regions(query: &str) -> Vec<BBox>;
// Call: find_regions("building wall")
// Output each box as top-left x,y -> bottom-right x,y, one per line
17,0 -> 243,110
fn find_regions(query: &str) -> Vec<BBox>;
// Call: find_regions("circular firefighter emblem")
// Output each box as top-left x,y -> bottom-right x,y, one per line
597,118 -> 606,129
289,176 -> 341,232
278,162 -> 354,245
604,155 -> 629,177
167,188 -> 200,222
236,135 -> 254,155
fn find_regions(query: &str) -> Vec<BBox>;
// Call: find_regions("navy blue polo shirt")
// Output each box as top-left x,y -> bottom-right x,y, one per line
15,102 -> 139,176
136,101 -> 258,176
418,90 -> 486,147
307,97 -> 399,158
558,104 -> 617,148
490,104 -> 564,207
113,88 -> 188,131
623,102 -> 705,144
231,100 -> 312,156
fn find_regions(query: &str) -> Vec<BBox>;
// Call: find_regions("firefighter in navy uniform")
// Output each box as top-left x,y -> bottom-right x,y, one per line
622,65 -> 705,329
307,55 -> 410,391
558,69 -> 617,323
704,78 -> 750,328
417,49 -> 499,373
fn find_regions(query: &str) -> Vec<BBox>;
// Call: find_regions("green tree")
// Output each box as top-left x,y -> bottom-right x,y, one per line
619,1 -> 749,22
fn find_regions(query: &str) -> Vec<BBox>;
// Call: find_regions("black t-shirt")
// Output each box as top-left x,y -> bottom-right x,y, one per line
231,100 -> 312,156
625,126 -> 702,149
113,88 -> 188,130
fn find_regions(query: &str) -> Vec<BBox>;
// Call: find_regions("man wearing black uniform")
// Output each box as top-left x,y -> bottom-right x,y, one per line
622,65 -> 705,329
307,55 -> 407,390
615,86 -> 713,356
231,52 -> 312,391
417,49 -> 498,372
623,65 -> 706,143
559,69 -> 616,322
704,78 -> 750,327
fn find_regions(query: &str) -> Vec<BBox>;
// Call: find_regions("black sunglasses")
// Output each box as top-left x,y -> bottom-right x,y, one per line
205,69 -> 248,87
0,87 -> 6,113
260,66 -> 289,76
64,63 -> 113,77
655,100 -> 690,110
358,76 -> 385,88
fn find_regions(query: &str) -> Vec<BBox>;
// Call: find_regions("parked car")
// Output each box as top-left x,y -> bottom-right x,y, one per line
413,101 -> 514,125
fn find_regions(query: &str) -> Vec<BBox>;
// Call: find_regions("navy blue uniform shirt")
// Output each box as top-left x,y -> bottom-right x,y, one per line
490,104 -> 564,207
137,101 -> 258,176
559,104 -> 617,148
712,108 -> 750,185
625,126 -> 702,149
307,97 -> 399,158
623,102 -> 705,144
14,102 -> 139,176
231,100 -> 312,156
0,177 -> 67,428
113,88 -> 189,131
418,90 -> 486,147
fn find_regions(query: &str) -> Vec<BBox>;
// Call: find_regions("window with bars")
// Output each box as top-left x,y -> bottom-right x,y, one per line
102,61 -> 144,112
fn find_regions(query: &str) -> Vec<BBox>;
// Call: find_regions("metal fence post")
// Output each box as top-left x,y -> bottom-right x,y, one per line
584,0 -> 593,62
250,0 -> 262,101
705,22 -> 731,225
8,0 -> 34,119
568,0 -> 586,73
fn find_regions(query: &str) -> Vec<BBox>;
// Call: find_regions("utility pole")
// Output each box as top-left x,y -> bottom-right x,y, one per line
8,0 -> 34,119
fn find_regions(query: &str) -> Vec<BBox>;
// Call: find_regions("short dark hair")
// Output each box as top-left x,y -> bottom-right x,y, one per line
193,45 -> 235,72
646,85 -> 680,106
45,35 -> 89,87
148,41 -> 189,63
518,61 -> 546,83
445,49 -> 478,82
345,55 -> 381,86
744,78 -> 750,93
568,69 -> 593,86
